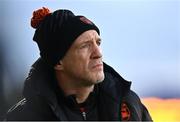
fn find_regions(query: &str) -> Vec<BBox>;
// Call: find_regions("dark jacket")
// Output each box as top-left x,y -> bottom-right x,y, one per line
4,58 -> 152,121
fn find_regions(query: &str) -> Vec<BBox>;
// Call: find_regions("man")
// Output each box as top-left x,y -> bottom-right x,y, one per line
4,7 -> 152,121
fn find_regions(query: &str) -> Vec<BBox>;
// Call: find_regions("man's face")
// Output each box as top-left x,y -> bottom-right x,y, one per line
59,30 -> 104,87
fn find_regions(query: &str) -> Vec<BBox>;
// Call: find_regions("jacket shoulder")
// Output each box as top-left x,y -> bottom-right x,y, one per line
122,90 -> 152,121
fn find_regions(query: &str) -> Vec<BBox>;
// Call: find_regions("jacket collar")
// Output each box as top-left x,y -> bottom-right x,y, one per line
102,62 -> 131,102
23,58 -> 66,120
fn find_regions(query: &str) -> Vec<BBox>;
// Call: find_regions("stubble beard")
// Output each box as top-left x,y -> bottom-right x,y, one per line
83,71 -> 105,87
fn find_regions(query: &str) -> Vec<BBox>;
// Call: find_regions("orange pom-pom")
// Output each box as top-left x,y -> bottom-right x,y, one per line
31,7 -> 51,29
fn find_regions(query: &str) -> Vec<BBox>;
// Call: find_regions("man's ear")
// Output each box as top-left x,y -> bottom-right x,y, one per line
54,61 -> 63,70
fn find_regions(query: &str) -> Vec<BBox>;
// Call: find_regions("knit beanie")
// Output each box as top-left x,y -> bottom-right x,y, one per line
31,7 -> 100,67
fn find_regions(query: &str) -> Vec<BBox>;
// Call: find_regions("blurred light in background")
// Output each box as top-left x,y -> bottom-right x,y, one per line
142,98 -> 180,122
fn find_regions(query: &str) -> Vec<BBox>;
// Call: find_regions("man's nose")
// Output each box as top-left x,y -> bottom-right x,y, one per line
91,44 -> 102,59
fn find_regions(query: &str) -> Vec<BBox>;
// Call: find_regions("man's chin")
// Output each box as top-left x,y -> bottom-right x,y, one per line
95,74 -> 105,84
95,79 -> 104,84
85,76 -> 104,86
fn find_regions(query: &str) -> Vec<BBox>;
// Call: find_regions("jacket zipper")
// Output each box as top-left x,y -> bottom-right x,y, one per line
80,107 -> 87,120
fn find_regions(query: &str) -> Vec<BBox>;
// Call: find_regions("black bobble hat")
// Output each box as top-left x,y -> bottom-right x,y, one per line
32,8 -> 100,67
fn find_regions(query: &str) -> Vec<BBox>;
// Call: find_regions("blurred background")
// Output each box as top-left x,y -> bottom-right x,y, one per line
0,0 -> 179,121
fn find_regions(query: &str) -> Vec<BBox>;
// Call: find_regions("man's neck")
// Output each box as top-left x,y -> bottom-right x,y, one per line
55,71 -> 94,103
60,83 -> 94,104
74,86 -> 94,103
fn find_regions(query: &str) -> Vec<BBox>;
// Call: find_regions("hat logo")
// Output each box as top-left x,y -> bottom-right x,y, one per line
79,16 -> 93,25
121,102 -> 130,121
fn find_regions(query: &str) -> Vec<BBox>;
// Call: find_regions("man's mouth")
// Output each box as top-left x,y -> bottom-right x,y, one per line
92,63 -> 103,70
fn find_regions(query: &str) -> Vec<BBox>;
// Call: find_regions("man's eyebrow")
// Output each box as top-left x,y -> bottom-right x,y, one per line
81,40 -> 92,44
79,37 -> 102,44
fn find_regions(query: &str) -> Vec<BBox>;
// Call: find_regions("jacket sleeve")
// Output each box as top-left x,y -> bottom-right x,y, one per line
4,97 -> 57,121
122,90 -> 152,121
4,98 -> 28,121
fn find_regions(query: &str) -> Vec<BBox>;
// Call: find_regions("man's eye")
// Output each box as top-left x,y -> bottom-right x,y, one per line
97,41 -> 101,46
80,44 -> 90,49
